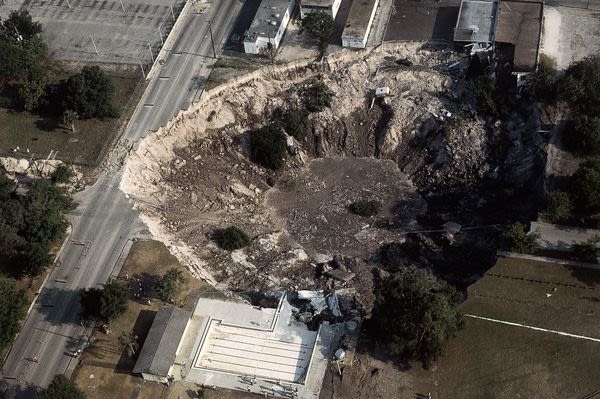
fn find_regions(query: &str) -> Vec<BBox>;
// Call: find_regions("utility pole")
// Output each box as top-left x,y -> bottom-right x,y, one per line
139,60 -> 146,79
119,0 -> 125,13
157,26 -> 164,46
90,35 -> 99,55
170,3 -> 176,21
65,0 -> 71,8
147,43 -> 154,63
207,20 -> 216,58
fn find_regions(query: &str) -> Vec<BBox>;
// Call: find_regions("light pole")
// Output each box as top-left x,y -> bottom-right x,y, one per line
90,35 -> 99,55
207,20 -> 216,58
157,26 -> 164,46
119,0 -> 125,13
147,43 -> 154,63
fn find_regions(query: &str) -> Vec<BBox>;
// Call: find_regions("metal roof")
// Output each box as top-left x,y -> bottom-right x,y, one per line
133,307 -> 191,376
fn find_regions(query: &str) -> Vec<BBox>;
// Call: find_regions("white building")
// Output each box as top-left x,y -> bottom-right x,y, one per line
300,0 -> 342,19
243,0 -> 296,54
341,0 -> 380,48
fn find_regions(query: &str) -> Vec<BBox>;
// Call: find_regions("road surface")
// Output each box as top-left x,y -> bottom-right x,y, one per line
1,1 -> 243,397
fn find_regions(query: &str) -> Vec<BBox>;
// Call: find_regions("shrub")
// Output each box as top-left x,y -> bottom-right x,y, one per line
251,124 -> 287,170
369,266 -> 464,369
156,268 -> 185,302
217,226 -> 251,250
501,222 -> 540,254
301,82 -> 334,113
569,159 -> 600,212
40,374 -> 86,399
284,109 -> 309,140
531,54 -> 558,102
546,190 -> 573,222
560,55 -> 600,112
349,199 -> 379,217
51,164 -> 74,184
564,115 -> 600,156
474,76 -> 497,115
572,235 -> 600,263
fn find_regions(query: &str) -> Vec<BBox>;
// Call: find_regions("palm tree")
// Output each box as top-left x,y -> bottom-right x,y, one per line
62,109 -> 78,133
119,331 -> 139,357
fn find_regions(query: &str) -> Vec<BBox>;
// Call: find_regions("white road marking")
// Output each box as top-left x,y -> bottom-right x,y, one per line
465,314 -> 600,343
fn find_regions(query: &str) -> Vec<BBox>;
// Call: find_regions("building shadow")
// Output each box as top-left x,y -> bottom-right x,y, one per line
431,6 -> 460,41
114,309 -> 157,373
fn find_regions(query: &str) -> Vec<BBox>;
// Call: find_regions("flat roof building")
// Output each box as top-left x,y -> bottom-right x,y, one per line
341,0 -> 380,49
453,0 -> 498,43
244,0 -> 296,55
300,0 -> 342,19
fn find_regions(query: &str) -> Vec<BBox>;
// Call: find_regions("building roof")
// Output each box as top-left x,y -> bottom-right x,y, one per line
454,0 -> 498,43
300,0 -> 335,6
495,0 -> 542,72
133,307 -> 191,376
244,0 -> 290,42
342,0 -> 378,39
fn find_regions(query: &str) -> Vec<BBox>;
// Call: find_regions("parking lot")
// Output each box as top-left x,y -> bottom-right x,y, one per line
0,0 -> 184,64
384,0 -> 461,42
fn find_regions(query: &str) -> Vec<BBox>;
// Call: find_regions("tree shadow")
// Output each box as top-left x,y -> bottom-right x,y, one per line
114,309 -> 157,373
34,116 -> 60,132
569,266 -> 600,287
34,286 -> 81,327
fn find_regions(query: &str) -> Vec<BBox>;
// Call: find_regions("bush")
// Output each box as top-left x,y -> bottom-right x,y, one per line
301,10 -> 335,56
349,199 -> 379,217
251,124 -> 287,170
531,54 -> 558,102
284,109 -> 309,140
301,82 -> 334,113
369,266 -> 464,369
474,76 -> 497,115
501,222 -> 540,254
572,235 -> 600,263
560,55 -> 600,112
40,374 -> 86,399
217,226 -> 251,250
56,65 -> 117,119
564,115 -> 600,156
50,164 -> 74,184
569,159 -> 600,212
156,268 -> 185,302
546,190 -> 573,222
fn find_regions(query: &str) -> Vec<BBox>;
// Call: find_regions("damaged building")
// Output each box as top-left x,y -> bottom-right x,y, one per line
133,291 -> 360,398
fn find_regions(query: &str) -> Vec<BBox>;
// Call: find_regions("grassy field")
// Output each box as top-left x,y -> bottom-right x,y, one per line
73,239 -> 212,399
0,74 -> 142,166
206,57 -> 259,91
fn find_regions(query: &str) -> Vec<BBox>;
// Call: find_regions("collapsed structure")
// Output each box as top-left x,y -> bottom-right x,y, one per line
134,292 -> 360,398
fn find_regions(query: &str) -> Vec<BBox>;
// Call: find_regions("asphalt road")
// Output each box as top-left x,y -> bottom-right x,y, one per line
1,1 -> 243,397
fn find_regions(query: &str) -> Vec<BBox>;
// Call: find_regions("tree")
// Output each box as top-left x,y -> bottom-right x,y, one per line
51,164 -> 74,184
251,124 -> 287,170
283,109 -> 309,140
62,109 -> 79,133
155,268 -> 185,302
0,27 -> 48,87
40,374 -> 86,399
570,159 -> 600,212
564,115 -> 600,156
19,66 -> 53,111
349,199 -> 379,217
2,10 -> 43,41
58,66 -> 117,119
546,190 -> 573,222
118,331 -> 139,357
501,222 -> 540,254
560,55 -> 600,112
301,82 -> 334,113
23,241 -> 54,276
301,11 -> 335,56
79,280 -> 128,322
369,266 -> 464,369
531,54 -> 558,102
217,226 -> 251,250
0,278 -> 27,353
474,75 -> 496,115
572,235 -> 600,263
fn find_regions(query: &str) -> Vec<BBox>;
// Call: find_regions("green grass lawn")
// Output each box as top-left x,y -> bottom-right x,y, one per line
0,74 -> 142,166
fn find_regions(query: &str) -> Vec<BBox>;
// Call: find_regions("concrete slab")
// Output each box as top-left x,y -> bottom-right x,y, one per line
531,221 -> 600,251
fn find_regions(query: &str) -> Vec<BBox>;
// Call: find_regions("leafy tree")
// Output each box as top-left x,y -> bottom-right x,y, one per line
251,124 -> 287,170
156,268 -> 185,302
62,109 -> 79,133
40,374 -> 86,399
369,266 -> 464,369
283,109 -> 309,140
301,82 -> 334,113
474,75 -> 496,115
546,190 -> 573,222
58,66 -> 117,119
564,115 -> 600,156
570,159 -> 600,212
2,10 -> 43,41
23,241 -> 54,276
531,54 -> 558,102
217,226 -> 251,250
560,55 -> 600,112
501,222 -> 540,254
301,11 -> 335,55
0,27 -> 48,86
79,280 -> 128,322
572,235 -> 600,263
19,66 -> 53,111
0,277 -> 27,353
118,331 -> 139,357
349,199 -> 379,217
51,164 -> 74,184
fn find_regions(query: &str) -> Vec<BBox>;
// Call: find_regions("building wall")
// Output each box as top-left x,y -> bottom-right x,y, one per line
300,0 -> 342,19
244,0 -> 295,54
141,373 -> 168,384
341,0 -> 380,49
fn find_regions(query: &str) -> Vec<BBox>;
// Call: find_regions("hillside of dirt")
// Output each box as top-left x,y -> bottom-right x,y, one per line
120,42 -> 545,301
